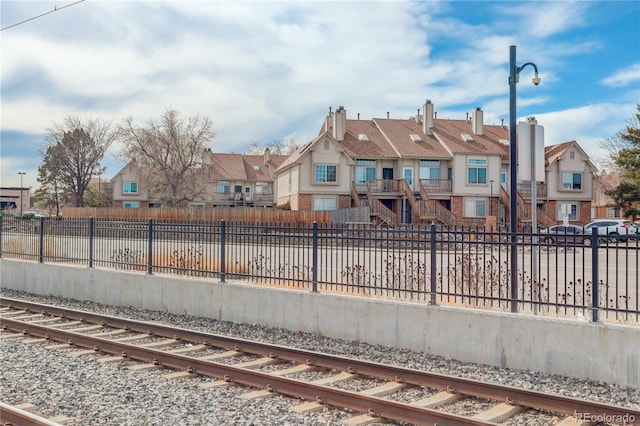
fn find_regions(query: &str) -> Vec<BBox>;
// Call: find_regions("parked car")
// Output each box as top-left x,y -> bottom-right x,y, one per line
584,219 -> 639,243
21,211 -> 46,219
539,225 -> 592,245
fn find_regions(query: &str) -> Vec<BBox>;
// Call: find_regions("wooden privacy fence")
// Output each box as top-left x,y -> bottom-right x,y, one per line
61,207 -> 339,226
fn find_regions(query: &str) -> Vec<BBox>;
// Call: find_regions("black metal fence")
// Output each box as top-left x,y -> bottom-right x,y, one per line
1,216 -> 638,325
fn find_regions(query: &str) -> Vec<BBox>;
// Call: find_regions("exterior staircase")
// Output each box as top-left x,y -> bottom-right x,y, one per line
351,182 -> 398,227
416,180 -> 456,225
500,186 -> 556,229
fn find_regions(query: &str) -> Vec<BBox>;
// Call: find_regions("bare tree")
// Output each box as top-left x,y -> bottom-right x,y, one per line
117,109 -> 215,207
38,116 -> 116,207
244,137 -> 299,155
598,108 -> 640,166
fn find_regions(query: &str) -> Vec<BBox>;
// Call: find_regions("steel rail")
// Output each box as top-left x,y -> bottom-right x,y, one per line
2,298 -> 639,423
1,317 -> 493,426
0,402 -> 63,426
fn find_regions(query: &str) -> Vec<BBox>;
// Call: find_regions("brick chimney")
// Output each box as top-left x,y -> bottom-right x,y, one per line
472,107 -> 484,136
263,147 -> 271,165
423,100 -> 434,136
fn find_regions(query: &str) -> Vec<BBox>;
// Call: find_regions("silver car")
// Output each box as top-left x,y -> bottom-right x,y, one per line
584,219 -> 639,243
540,225 -> 592,246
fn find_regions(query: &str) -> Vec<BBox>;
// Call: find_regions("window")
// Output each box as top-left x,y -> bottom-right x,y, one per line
148,203 -> 163,208
355,159 -> 376,184
217,180 -> 230,194
557,203 -> 579,221
123,201 -> 139,208
606,207 -> 621,218
420,160 -> 440,179
562,172 -> 582,190
189,203 -> 204,209
467,158 -> 487,184
256,182 -> 269,195
123,181 -> 138,194
464,198 -> 486,217
500,172 -> 507,184
315,164 -> 337,183
313,197 -> 337,211
234,185 -> 242,193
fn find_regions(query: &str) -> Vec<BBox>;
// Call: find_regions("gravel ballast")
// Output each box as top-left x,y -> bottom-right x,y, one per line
1,288 -> 638,425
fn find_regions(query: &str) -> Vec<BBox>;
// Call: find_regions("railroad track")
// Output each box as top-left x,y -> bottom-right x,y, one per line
1,401 -> 67,426
1,298 -> 638,426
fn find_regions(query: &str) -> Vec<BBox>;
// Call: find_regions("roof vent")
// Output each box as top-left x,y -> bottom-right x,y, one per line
358,134 -> 369,141
461,133 -> 474,142
410,134 -> 422,142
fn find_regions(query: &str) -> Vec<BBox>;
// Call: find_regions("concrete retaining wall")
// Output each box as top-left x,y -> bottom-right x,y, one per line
1,259 -> 638,387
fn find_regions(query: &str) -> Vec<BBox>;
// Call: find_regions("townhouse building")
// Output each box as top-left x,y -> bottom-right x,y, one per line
111,149 -> 287,209
591,170 -> 623,220
273,100 -> 597,227
110,100 -> 597,227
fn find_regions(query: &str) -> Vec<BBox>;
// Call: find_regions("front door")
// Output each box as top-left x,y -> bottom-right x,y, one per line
382,168 -> 394,180
403,167 -> 414,190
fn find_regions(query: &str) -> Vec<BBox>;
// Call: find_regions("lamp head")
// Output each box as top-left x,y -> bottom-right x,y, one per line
532,72 -> 541,86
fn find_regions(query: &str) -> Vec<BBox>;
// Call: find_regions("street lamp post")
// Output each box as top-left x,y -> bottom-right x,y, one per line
508,45 -> 540,313
18,172 -> 26,217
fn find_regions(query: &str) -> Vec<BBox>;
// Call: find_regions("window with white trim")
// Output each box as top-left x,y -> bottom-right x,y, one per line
562,172 -> 582,190
123,181 -> 138,194
557,203 -> 579,221
256,182 -> 269,195
419,160 -> 440,179
123,201 -> 139,208
217,180 -> 230,194
315,164 -> 337,183
467,158 -> 487,184
313,197 -> 337,211
355,159 -> 376,184
464,198 -> 486,217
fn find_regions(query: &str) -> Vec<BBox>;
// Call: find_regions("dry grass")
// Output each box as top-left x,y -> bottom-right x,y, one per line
149,249 -> 249,276
2,237 -> 62,259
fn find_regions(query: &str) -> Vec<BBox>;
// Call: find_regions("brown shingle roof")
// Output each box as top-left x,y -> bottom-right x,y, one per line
432,119 -> 509,157
341,117 -> 507,160
372,119 -> 451,158
544,141 -> 575,165
339,119 -> 399,158
208,152 -> 288,181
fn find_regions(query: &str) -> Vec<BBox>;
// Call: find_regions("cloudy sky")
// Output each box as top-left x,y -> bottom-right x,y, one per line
1,0 -> 639,189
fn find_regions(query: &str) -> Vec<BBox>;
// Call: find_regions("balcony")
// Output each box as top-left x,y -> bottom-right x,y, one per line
419,179 -> 452,193
517,183 -> 547,200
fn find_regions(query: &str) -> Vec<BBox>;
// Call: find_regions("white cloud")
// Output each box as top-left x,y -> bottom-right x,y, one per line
503,1 -> 590,39
533,102 -> 636,167
601,63 -> 640,87
1,1 -> 637,185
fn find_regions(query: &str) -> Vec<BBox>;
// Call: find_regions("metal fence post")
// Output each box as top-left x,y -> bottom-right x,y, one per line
88,217 -> 94,268
220,219 -> 226,283
312,222 -> 318,293
429,222 -> 437,305
147,218 -> 153,275
591,227 -> 599,322
38,216 -> 44,263
0,214 -> 3,258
